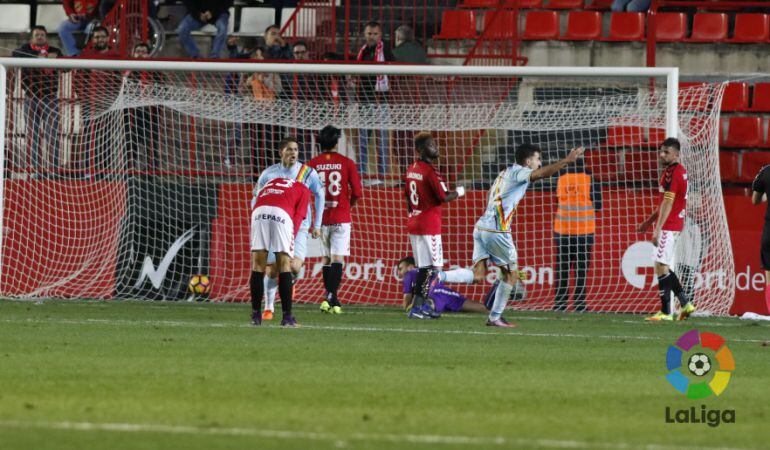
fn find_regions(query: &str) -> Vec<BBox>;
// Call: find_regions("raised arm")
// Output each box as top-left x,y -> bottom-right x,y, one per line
530,147 -> 585,182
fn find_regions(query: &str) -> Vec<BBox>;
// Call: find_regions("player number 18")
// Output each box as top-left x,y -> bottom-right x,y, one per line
319,171 -> 342,197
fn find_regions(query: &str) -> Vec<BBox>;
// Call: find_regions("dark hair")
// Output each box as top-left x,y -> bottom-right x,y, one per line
322,52 -> 343,61
318,125 -> 341,151
661,137 -> 681,152
251,45 -> 267,57
265,24 -> 279,34
31,25 -> 47,34
394,25 -> 414,42
398,256 -> 416,267
279,136 -> 298,150
364,21 -> 382,30
515,143 -> 541,165
133,42 -> 150,52
92,26 -> 109,36
414,132 -> 433,153
292,40 -> 309,50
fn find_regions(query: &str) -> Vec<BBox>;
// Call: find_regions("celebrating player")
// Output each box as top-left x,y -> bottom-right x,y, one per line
398,257 -> 488,314
250,177 -> 311,327
404,132 -> 465,319
309,125 -> 363,314
435,143 -> 585,327
256,137 -> 325,321
638,137 -> 695,321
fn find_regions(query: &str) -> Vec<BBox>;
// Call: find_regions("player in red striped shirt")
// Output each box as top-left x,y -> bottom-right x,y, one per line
308,125 -> 363,314
250,177 -> 311,327
404,132 -> 465,319
638,138 -> 695,321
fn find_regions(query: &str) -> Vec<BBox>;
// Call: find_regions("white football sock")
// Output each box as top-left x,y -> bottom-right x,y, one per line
440,268 -> 474,284
264,276 -> 277,312
489,280 -> 513,321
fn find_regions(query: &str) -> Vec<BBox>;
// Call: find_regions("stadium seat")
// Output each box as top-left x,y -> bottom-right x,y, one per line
460,0 -> 542,7
586,0 -> 613,9
482,11 -> 517,39
240,8 -> 276,35
720,116 -> 762,148
718,151 -> 741,182
687,13 -> 728,42
728,14 -> 769,43
563,11 -> 602,41
547,0 -> 584,9
740,151 -> 770,182
721,83 -> 749,112
584,149 -> 620,180
749,83 -> 770,112
653,13 -> 687,42
0,4 -> 30,32
434,10 -> 478,39
606,12 -> 645,41
522,11 -> 559,40
623,150 -> 658,182
603,126 -> 660,148
36,4 -> 69,33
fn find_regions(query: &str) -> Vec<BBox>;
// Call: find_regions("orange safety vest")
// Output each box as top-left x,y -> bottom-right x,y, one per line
554,173 -> 596,235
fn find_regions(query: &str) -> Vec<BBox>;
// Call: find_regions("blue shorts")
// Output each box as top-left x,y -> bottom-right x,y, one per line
267,227 -> 309,264
472,228 -> 518,269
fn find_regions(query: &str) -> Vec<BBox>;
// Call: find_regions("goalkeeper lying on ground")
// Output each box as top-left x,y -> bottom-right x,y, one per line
398,257 -> 488,314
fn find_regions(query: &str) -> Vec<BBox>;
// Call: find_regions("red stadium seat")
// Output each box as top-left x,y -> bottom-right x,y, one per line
654,13 -> 687,42
623,150 -> 658,182
720,116 -> 762,148
721,82 -> 749,112
586,0 -> 612,9
728,14 -> 769,43
606,12 -> 645,41
718,151 -> 740,182
749,83 -> 770,112
522,10 -> 559,40
584,149 -> 620,180
547,0 -> 583,9
563,11 -> 602,41
603,126 -> 661,148
679,81 -> 708,111
434,10 -> 477,40
688,13 -> 728,42
460,0 -> 543,7
739,151 -> 770,183
482,11 -> 516,39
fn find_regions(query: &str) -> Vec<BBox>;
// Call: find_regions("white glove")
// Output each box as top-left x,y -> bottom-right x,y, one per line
456,186 -> 466,197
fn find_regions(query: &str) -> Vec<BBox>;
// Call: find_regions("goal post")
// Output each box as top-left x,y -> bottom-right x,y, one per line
0,58 -> 734,315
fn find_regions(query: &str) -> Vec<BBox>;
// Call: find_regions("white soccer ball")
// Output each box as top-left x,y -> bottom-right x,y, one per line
688,353 -> 711,377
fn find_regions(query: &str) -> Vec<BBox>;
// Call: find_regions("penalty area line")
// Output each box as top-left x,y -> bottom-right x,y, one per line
0,420 -> 754,450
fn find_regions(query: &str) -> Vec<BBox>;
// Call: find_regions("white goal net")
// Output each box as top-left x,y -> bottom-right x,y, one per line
0,60 -> 734,315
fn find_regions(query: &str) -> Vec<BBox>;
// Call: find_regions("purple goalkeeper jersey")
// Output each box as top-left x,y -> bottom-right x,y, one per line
402,269 -> 465,312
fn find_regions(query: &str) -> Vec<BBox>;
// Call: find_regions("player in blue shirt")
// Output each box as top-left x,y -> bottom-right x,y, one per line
254,136 -> 325,319
437,143 -> 584,327
398,257 -> 488,314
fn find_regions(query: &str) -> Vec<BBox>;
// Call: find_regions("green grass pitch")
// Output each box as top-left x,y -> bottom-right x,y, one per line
0,299 -> 768,450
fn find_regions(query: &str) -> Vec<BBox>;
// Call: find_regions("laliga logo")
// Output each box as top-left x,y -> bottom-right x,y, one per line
665,329 -> 735,399
621,242 -> 657,289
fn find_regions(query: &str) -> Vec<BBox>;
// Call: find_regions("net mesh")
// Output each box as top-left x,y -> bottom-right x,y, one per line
0,63 -> 734,315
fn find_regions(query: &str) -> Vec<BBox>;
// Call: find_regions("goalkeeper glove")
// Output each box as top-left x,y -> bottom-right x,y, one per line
456,186 -> 465,197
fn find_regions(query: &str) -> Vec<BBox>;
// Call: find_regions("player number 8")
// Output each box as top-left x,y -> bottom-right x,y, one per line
409,180 -> 419,206
319,171 -> 342,197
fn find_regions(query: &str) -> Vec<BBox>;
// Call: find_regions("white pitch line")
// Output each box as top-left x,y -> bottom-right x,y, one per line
0,420 -> 755,450
0,316 -> 767,344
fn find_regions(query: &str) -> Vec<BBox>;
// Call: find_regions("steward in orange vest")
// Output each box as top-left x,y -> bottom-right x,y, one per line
553,160 -> 601,312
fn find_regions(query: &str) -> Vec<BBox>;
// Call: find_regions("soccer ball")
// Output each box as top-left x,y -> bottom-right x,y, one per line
188,274 -> 211,295
688,353 -> 711,377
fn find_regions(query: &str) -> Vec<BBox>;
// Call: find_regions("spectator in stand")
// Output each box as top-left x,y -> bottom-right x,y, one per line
176,0 -> 233,58
79,26 -> 119,57
239,47 -> 280,100
125,42 -> 162,172
321,52 -> 347,104
392,25 -> 427,64
264,25 -> 293,60
611,0 -> 650,12
12,26 -> 62,176
290,40 -> 315,161
59,0 -> 100,56
356,21 -> 394,179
